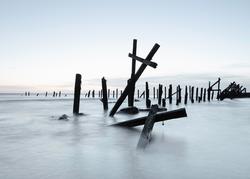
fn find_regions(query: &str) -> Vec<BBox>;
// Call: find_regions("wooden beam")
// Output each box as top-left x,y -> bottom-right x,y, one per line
111,108 -> 187,127
128,53 -> 158,68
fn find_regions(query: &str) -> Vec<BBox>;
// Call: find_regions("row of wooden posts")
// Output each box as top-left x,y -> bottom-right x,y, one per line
24,91 -> 65,97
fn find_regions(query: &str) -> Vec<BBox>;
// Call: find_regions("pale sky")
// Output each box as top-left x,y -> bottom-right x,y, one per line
0,0 -> 250,92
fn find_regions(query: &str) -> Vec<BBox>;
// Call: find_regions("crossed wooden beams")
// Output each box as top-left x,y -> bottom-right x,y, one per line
109,42 -> 160,116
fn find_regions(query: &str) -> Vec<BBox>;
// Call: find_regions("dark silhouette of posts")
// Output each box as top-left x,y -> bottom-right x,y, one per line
169,84 -> 172,104
158,84 -> 163,105
128,39 -> 137,107
101,77 -> 108,110
109,43 -> 160,116
146,82 -> 151,108
73,74 -> 81,114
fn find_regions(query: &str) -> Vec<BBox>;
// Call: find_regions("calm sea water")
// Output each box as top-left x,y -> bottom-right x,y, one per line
0,95 -> 250,179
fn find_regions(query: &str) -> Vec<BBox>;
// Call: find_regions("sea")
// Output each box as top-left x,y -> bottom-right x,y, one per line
0,94 -> 250,179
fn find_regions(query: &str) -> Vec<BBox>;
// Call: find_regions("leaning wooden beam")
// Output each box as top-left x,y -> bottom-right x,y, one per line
109,43 -> 160,116
128,53 -> 157,68
111,108 -> 187,127
137,105 -> 159,148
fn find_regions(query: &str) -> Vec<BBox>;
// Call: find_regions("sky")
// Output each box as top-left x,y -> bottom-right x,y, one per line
0,0 -> 250,92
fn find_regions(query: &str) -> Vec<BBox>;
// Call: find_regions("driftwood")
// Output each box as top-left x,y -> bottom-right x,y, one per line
111,108 -> 187,127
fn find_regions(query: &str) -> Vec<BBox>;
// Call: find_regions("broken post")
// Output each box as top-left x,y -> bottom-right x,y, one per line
101,77 -> 108,110
73,74 -> 81,114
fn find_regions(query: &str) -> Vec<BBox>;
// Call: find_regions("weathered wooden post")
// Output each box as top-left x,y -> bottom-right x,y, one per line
112,90 -> 115,98
45,92 -> 48,97
176,86 -> 179,105
212,90 -> 214,100
87,90 -> 91,98
108,89 -> 110,99
203,88 -> 206,102
116,89 -> 118,99
137,89 -> 140,98
169,84 -> 172,104
59,91 -> 61,97
164,86 -> 167,99
184,86 -> 188,105
146,82 -> 151,108
73,74 -> 81,114
158,84 -> 163,105
196,88 -> 199,101
128,39 -> 137,107
217,78 -> 221,100
98,90 -> 101,98
191,86 -> 194,103
162,99 -> 166,107
53,91 -> 56,97
153,87 -> 156,99
101,77 -> 108,110
208,81 -> 211,102
92,90 -> 95,98
178,85 -> 182,103
199,88 -> 203,103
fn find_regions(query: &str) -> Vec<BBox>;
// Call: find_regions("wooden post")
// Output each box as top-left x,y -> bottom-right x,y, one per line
208,81 -> 211,102
212,90 -> 214,100
158,84 -> 163,105
73,74 -> 81,114
137,89 -> 140,98
178,85 -> 182,103
109,43 -> 160,116
169,84 -> 172,104
191,86 -> 194,103
153,87 -> 156,99
162,99 -> 166,107
116,89 -> 118,99
128,39 -> 137,107
59,91 -> 61,97
92,90 -> 95,98
98,90 -> 101,98
108,89 -> 110,99
146,82 -> 151,108
203,88 -> 206,102
101,77 -> 108,110
217,78 -> 221,100
184,86 -> 188,105
164,86 -> 167,99
113,90 -> 115,98
176,86 -> 179,105
199,88 -> 203,103
45,92 -> 48,97
196,87 -> 199,101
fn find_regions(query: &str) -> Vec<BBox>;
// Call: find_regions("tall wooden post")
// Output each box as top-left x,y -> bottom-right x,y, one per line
196,87 -> 199,101
203,88 -> 206,102
128,39 -> 137,107
73,74 -> 81,114
169,84 -> 172,104
146,82 -> 151,108
164,86 -> 167,99
191,86 -> 194,103
217,78 -> 221,100
184,86 -> 188,105
158,84 -> 163,105
101,77 -> 108,110
153,87 -> 156,99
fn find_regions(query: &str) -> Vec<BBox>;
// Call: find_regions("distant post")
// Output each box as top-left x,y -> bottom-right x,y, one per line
73,74 -> 81,114
158,84 -> 163,105
169,84 -> 172,104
